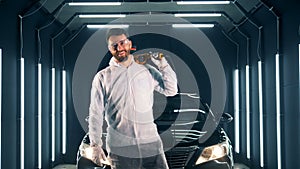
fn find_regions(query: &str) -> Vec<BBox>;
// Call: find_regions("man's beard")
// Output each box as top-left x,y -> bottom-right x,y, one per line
113,49 -> 130,62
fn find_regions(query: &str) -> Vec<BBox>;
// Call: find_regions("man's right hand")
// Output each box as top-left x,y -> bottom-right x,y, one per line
90,145 -> 109,166
150,53 -> 168,70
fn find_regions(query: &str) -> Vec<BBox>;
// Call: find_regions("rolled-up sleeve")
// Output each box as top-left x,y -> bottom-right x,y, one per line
154,63 -> 178,97
88,74 -> 105,146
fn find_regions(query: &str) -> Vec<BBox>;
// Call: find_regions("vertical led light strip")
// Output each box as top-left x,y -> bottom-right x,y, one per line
299,44 -> 300,69
246,65 -> 250,159
258,60 -> 264,167
38,63 -> 42,169
51,68 -> 55,161
275,53 -> 281,169
234,69 -> 240,153
0,48 -> 2,168
62,70 -> 66,154
20,57 -> 25,169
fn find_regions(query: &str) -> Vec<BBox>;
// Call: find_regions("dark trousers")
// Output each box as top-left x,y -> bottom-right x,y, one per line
108,142 -> 169,169
109,152 -> 168,169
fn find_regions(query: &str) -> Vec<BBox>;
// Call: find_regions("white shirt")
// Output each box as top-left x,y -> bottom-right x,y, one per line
88,55 -> 177,151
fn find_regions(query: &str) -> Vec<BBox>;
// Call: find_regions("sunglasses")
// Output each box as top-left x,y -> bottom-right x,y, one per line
108,39 -> 130,51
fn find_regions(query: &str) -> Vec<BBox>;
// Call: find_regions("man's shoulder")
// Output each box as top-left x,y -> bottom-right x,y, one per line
97,65 -> 113,74
93,66 -> 111,79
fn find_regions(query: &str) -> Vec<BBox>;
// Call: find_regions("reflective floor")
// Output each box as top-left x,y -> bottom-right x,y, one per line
234,163 -> 250,169
54,163 -> 250,169
53,164 -> 76,169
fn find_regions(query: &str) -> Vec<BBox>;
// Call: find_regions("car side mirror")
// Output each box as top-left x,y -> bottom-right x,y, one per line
220,113 -> 233,123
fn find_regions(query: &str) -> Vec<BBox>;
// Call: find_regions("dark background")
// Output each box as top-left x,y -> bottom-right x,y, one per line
0,0 -> 299,169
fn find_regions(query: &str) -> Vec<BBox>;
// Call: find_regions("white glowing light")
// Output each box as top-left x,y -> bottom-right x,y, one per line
87,24 -> 129,29
38,63 -> 42,168
79,14 -> 126,18
275,53 -> 281,169
172,24 -> 214,28
20,57 -> 25,169
246,65 -> 250,159
234,69 -> 240,153
51,68 -> 55,161
177,1 -> 230,5
68,2 -> 121,6
174,13 -> 222,17
62,70 -> 67,154
258,60 -> 264,167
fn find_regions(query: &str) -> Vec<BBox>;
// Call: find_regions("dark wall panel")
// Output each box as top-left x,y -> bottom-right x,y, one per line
281,5 -> 300,169
233,1 -> 300,169
262,19 -> 278,169
0,0 -> 32,168
0,0 -> 67,168
63,28 -> 95,164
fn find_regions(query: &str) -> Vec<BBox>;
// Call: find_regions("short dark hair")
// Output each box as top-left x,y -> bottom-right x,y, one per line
106,28 -> 129,43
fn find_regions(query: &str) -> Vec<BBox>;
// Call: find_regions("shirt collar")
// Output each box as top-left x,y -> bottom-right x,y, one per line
109,54 -> 134,67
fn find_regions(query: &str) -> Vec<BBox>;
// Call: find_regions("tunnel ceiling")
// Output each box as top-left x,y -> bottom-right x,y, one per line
35,0 -> 278,33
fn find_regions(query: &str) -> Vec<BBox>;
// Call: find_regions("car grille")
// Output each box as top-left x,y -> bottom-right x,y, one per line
171,128 -> 207,143
165,146 -> 198,169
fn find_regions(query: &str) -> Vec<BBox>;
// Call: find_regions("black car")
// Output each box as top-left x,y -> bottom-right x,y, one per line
77,93 -> 234,169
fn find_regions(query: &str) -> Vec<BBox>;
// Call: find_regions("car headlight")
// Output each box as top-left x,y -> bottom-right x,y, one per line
195,140 -> 230,165
79,143 -> 94,160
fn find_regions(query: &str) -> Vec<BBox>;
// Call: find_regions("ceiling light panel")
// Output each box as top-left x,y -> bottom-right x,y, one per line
68,2 -> 122,6
172,24 -> 214,28
79,14 -> 126,18
87,24 -> 129,28
177,1 -> 230,5
174,13 -> 222,17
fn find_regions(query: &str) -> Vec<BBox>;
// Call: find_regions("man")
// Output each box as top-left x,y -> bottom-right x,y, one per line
88,28 -> 177,169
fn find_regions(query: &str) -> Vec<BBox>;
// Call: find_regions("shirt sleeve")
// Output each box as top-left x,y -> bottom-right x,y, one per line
88,73 -> 105,146
152,61 -> 178,96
